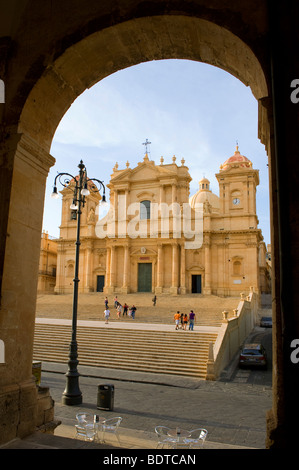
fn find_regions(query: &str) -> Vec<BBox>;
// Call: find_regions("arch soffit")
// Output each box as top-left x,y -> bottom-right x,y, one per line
18,15 -> 268,152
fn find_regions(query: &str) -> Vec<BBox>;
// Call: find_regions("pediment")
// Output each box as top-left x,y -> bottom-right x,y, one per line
131,246 -> 157,256
111,160 -> 177,185
129,162 -> 162,182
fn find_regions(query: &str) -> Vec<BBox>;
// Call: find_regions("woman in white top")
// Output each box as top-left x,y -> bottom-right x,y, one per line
104,308 -> 110,324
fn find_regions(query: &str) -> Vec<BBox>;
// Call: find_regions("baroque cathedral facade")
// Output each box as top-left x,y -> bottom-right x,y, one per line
54,146 -> 270,297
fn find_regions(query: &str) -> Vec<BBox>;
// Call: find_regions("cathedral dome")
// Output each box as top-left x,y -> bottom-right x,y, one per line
189,177 -> 220,212
220,146 -> 252,170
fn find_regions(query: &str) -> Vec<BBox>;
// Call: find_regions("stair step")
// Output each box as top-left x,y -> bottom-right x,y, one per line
33,322 -> 218,379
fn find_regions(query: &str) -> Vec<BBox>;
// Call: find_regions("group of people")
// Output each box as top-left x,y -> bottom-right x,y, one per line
174,310 -> 196,331
103,296 -> 137,324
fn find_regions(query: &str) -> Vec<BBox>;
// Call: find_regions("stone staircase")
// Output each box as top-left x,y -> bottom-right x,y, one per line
33,323 -> 218,379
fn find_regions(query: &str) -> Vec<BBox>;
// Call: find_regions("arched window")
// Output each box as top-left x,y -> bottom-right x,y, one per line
140,200 -> 151,220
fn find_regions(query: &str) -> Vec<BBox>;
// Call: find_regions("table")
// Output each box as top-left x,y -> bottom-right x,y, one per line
167,428 -> 191,438
166,428 -> 192,448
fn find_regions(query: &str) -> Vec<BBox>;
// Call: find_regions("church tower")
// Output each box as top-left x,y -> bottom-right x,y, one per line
216,145 -> 260,231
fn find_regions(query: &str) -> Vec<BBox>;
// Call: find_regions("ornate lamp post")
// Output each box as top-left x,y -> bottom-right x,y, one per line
51,160 -> 106,405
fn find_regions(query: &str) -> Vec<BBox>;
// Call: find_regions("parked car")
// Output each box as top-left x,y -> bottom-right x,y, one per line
260,316 -> 272,328
239,343 -> 267,369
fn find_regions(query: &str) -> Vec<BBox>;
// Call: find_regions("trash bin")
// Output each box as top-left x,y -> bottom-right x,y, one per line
97,384 -> 114,410
32,361 -> 42,386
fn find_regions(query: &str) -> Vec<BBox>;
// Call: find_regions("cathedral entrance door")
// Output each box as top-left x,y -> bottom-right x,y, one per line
138,263 -> 152,292
97,275 -> 105,292
192,275 -> 202,293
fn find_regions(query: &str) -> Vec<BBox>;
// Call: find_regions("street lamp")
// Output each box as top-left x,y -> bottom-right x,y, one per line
51,160 -> 106,405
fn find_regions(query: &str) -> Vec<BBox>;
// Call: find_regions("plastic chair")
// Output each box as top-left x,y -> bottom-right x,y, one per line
101,417 -> 122,446
75,412 -> 97,442
183,428 -> 208,448
155,426 -> 178,449
76,412 -> 94,424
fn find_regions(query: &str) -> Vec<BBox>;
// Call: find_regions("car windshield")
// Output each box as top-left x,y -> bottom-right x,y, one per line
262,317 -> 271,321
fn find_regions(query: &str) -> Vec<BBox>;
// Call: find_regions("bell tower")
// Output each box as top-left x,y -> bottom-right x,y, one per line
216,146 -> 260,230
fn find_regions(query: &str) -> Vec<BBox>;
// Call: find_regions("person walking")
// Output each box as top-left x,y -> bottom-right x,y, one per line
114,296 -> 118,309
183,313 -> 188,330
189,310 -> 196,331
123,302 -> 128,316
116,303 -> 122,318
152,295 -> 157,306
174,311 -> 181,330
130,305 -> 137,319
104,297 -> 108,309
104,307 -> 110,324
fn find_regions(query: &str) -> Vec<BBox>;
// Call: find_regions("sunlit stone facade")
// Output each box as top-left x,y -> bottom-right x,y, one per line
54,147 -> 270,296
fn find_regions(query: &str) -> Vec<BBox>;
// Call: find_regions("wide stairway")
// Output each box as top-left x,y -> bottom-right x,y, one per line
33,323 -> 218,379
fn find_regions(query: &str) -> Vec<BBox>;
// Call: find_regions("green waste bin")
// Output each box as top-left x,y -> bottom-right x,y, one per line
32,361 -> 42,386
97,384 -> 114,410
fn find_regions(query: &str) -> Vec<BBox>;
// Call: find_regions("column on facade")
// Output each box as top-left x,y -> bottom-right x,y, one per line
114,189 -> 118,237
84,243 -> 93,292
156,243 -> 163,293
180,243 -> 186,294
105,246 -> 111,292
122,244 -> 129,293
204,236 -> 212,295
170,242 -> 179,294
54,243 -> 65,293
159,184 -> 165,205
125,189 -> 129,222
172,182 -> 177,204
110,245 -> 116,291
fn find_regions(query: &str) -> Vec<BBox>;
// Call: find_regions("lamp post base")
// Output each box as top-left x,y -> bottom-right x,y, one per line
62,374 -> 83,406
62,393 -> 82,406
62,341 -> 83,406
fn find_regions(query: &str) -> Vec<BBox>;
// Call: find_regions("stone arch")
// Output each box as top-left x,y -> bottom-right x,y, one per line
18,15 -> 269,152
3,8 -> 286,448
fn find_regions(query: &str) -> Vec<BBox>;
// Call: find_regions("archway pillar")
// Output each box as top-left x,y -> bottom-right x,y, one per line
264,2 -> 299,449
0,132 -> 55,443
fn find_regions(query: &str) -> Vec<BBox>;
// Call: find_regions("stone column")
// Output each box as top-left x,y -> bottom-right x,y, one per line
170,243 -> 179,294
172,183 -> 177,204
85,243 -> 93,292
204,238 -> 212,295
104,246 -> 111,292
108,245 -> 116,293
54,243 -> 66,294
180,244 -> 186,294
122,244 -> 129,293
0,133 -> 55,443
156,244 -> 163,294
159,184 -> 165,205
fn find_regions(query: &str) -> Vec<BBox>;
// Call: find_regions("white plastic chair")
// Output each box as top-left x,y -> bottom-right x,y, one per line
75,412 -> 97,442
101,417 -> 122,446
155,426 -> 178,449
183,428 -> 208,448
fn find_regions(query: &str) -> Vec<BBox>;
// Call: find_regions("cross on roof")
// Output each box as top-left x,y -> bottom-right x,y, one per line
142,139 -> 151,154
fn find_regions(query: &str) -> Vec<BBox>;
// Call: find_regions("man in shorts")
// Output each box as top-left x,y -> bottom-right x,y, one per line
174,311 -> 181,330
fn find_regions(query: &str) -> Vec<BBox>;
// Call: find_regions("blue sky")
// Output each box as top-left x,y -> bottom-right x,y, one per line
43,59 -> 270,245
